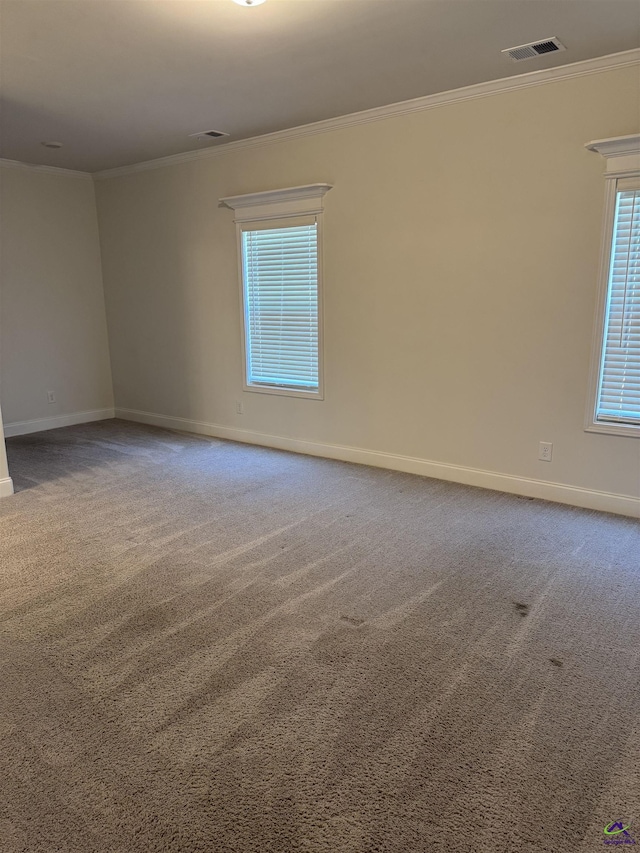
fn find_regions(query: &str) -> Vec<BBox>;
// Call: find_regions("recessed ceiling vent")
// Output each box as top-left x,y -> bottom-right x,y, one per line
502,37 -> 565,62
189,130 -> 229,140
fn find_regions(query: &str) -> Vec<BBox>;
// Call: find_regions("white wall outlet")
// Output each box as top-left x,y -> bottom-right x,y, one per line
538,441 -> 553,462
47,390 -> 56,404
236,401 -> 244,415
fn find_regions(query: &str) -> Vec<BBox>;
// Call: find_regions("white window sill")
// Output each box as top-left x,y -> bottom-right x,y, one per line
585,421 -> 640,439
244,383 -> 324,401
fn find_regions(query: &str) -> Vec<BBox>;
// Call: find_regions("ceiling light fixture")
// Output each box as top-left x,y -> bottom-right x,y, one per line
232,0 -> 267,6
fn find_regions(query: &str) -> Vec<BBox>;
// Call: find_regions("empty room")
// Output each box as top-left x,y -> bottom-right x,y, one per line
1,1 -> 639,850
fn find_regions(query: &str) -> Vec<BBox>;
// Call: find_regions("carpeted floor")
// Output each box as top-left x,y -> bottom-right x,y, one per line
0,419 -> 639,853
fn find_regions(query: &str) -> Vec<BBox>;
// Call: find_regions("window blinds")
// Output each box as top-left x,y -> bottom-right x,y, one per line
597,184 -> 640,424
242,222 -> 319,390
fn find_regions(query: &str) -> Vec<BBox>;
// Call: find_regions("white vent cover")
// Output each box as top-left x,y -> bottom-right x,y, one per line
189,129 -> 229,140
502,37 -> 566,62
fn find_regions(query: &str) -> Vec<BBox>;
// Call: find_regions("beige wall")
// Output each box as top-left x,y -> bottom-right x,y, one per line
95,65 -> 640,504
0,166 -> 114,429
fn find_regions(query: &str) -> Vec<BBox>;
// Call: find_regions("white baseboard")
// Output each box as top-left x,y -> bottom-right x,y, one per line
0,476 -> 14,498
4,408 -> 115,438
115,407 -> 640,518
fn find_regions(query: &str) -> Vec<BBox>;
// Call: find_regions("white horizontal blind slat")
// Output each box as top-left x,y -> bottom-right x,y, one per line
597,188 -> 640,424
242,224 -> 319,390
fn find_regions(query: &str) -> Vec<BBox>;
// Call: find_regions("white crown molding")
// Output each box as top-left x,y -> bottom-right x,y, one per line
0,158 -> 92,180
220,183 -> 332,222
94,47 -> 640,181
585,133 -> 640,158
585,134 -> 640,176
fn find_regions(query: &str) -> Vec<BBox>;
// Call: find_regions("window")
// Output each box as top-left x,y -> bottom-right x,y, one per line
221,184 -> 332,399
585,136 -> 640,436
596,181 -> 640,427
242,221 -> 319,393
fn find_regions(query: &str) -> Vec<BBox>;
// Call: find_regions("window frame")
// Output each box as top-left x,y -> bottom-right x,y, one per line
584,136 -> 640,438
221,184 -> 332,401
238,216 -> 324,400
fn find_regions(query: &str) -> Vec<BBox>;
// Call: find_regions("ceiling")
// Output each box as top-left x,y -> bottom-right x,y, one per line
1,0 -> 639,173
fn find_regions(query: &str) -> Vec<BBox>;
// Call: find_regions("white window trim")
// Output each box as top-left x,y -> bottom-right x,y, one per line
584,135 -> 640,437
221,184 -> 332,400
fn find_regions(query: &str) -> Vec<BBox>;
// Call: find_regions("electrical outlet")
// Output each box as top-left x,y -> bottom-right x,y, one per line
236,401 -> 244,415
47,390 -> 56,404
538,441 -> 553,462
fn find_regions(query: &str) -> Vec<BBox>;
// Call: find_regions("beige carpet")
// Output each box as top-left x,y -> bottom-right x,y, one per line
1,419 -> 639,853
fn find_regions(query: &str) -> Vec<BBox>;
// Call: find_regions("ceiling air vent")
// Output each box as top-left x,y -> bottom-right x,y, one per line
189,130 -> 230,140
502,37 -> 565,62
